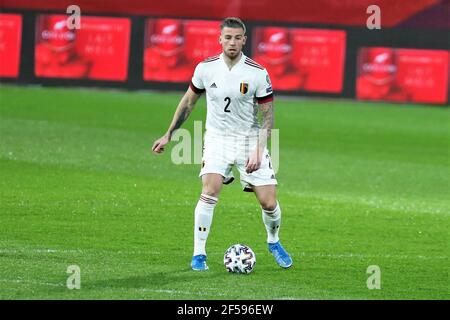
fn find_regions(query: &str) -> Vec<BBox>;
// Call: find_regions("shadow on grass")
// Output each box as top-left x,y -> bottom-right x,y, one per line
84,268 -> 226,290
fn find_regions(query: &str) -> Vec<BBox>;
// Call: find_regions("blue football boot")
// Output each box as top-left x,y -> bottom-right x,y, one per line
268,241 -> 293,269
191,254 -> 209,271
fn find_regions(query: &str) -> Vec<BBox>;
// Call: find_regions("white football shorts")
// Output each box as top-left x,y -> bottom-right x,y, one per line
199,131 -> 277,192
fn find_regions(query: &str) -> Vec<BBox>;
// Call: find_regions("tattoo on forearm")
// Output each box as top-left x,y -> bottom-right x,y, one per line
260,101 -> 274,137
255,101 -> 274,151
171,107 -> 190,134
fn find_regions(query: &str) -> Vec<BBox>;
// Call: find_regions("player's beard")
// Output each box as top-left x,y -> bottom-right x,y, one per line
225,48 -> 241,60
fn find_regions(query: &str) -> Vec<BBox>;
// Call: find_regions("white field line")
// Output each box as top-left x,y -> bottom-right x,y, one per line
0,279 -> 65,287
0,280 -> 223,297
1,278 -> 444,300
0,248 -> 162,255
138,288 -> 226,297
0,283 -> 315,300
137,287 -> 354,300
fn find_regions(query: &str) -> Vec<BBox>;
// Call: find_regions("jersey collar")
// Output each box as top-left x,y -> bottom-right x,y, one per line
220,52 -> 246,70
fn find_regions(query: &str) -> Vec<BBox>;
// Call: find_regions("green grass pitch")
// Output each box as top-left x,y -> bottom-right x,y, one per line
0,85 -> 448,299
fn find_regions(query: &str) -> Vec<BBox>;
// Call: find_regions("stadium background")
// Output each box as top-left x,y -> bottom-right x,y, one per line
0,0 -> 449,301
1,0 -> 449,104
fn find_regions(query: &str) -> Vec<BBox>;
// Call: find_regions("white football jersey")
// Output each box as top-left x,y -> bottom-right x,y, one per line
190,53 -> 273,137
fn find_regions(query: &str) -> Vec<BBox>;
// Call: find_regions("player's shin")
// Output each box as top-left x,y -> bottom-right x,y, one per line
193,194 -> 218,256
261,201 -> 281,243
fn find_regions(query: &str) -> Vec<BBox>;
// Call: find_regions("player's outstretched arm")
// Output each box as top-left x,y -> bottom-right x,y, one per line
152,87 -> 201,154
246,100 -> 274,173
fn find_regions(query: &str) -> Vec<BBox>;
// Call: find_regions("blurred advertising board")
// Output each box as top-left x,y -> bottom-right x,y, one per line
356,47 -> 449,104
144,19 -> 221,82
0,14 -> 22,78
35,14 -> 131,81
252,27 -> 346,93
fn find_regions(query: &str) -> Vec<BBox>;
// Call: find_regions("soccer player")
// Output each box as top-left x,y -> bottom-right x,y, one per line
152,17 -> 293,271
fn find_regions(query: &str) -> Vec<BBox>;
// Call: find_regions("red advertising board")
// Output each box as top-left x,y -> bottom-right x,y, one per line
357,48 -> 449,104
0,14 -> 22,78
144,19 -> 221,82
1,0 -> 440,28
252,27 -> 346,93
35,14 -> 131,81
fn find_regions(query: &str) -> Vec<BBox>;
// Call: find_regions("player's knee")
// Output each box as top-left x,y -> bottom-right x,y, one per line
261,200 -> 277,212
201,188 -> 220,199
201,174 -> 222,198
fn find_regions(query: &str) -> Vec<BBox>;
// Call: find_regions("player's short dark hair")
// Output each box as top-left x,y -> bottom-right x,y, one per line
221,17 -> 246,34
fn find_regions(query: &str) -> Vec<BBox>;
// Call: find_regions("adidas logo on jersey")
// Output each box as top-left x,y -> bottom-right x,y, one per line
210,83 -> 217,88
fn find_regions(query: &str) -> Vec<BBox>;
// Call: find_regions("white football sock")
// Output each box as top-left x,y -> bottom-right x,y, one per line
262,201 -> 281,244
193,194 -> 218,256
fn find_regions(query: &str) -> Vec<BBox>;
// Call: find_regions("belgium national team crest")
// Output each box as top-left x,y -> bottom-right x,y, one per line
240,82 -> 248,94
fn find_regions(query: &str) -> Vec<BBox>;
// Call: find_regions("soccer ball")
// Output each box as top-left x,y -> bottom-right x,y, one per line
223,244 -> 256,274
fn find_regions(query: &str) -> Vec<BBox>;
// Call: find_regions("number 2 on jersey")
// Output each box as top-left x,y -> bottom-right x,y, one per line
224,97 -> 231,113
